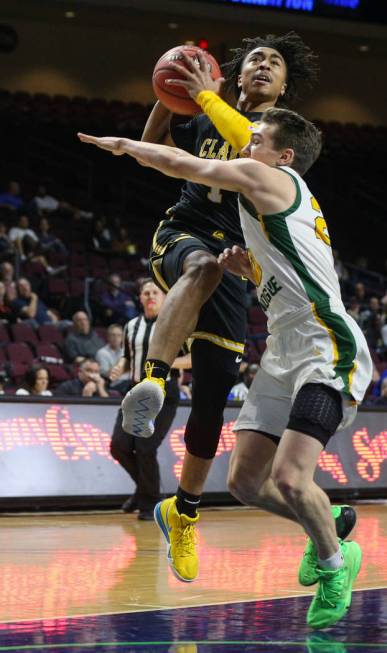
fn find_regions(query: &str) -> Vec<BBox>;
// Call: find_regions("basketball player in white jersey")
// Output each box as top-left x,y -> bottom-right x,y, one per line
78,110 -> 372,628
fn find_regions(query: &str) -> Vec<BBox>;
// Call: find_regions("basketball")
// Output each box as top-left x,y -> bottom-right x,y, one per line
152,45 -> 222,116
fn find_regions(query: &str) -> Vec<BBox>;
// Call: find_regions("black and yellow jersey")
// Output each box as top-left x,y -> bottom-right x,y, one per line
169,109 -> 262,246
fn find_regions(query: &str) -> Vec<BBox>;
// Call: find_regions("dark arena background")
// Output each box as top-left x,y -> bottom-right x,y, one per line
0,1 -> 386,651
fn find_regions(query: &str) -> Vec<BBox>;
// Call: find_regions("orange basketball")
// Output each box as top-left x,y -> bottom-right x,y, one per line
152,45 -> 222,116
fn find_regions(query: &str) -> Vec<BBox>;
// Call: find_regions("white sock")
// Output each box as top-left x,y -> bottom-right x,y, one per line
318,548 -> 344,570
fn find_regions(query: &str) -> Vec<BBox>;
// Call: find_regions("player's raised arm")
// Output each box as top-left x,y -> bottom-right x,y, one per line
77,132 -> 261,195
141,101 -> 176,147
166,51 -> 253,152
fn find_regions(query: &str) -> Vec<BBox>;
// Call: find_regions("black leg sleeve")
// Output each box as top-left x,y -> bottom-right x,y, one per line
184,340 -> 238,460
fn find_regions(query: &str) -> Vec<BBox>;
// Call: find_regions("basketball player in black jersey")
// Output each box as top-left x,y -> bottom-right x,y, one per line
80,34 -> 327,582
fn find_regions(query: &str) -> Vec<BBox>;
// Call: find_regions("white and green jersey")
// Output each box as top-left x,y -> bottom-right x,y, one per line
239,167 -> 371,400
239,165 -> 343,332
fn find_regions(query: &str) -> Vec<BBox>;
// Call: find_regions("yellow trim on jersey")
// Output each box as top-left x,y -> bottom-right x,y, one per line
191,330 -> 245,354
150,258 -> 170,293
259,213 -> 270,240
195,90 -> 254,152
348,360 -> 357,395
311,303 -> 339,368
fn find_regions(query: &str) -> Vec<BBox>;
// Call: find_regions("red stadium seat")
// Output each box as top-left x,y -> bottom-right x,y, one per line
47,278 -> 69,296
45,364 -> 71,383
0,323 -> 10,344
69,266 -> 87,279
38,324 -> 65,346
11,323 -> 39,347
7,342 -> 34,364
69,279 -> 85,297
35,343 -> 63,360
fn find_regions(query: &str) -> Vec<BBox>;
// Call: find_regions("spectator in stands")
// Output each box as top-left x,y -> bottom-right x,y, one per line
55,358 -> 108,397
100,274 -> 137,324
359,297 -> 382,349
0,280 -> 16,322
12,278 -> 57,328
91,218 -> 112,251
333,249 -> 350,298
64,311 -> 104,364
229,364 -> 259,401
32,184 -> 60,215
112,226 -> 137,255
0,222 -> 15,260
8,215 -> 38,258
96,324 -> 128,390
368,378 -> 387,407
353,282 -> 368,311
0,181 -> 24,212
0,369 -> 10,395
381,305 -> 387,348
0,261 -> 16,302
37,217 -> 68,255
16,365 -> 52,396
346,297 -> 361,324
379,285 -> 387,307
333,249 -> 349,283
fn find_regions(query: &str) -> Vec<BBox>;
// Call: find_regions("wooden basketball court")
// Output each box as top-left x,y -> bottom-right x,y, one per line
0,504 -> 386,651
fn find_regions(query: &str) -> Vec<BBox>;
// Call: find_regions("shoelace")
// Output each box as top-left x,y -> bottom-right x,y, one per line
142,375 -> 165,392
175,524 -> 197,557
316,569 -> 345,608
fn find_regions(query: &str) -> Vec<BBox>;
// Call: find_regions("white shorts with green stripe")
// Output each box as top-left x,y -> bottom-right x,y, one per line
235,306 -> 372,439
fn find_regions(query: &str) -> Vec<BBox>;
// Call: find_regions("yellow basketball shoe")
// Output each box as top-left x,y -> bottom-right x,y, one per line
121,364 -> 166,438
154,496 -> 199,582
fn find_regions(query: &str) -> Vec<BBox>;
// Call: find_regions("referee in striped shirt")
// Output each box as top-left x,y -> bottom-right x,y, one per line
110,278 -> 191,520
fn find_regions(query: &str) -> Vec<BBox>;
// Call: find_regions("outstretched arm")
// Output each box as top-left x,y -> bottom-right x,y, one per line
78,132 -> 261,194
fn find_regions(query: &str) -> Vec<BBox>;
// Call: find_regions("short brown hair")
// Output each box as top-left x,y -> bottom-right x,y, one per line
262,107 -> 322,175
138,277 -> 154,292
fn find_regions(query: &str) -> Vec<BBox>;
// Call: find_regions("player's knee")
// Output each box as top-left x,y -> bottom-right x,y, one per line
184,252 -> 222,289
184,402 -> 223,459
271,465 -> 304,503
227,461 -> 263,505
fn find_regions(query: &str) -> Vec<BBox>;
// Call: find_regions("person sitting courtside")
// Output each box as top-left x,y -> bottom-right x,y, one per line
55,358 -> 108,397
64,311 -> 104,364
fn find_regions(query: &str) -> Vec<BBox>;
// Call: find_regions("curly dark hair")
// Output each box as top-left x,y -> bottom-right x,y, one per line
222,31 -> 319,105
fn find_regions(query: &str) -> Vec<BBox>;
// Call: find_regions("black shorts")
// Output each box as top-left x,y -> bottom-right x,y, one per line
149,219 -> 247,356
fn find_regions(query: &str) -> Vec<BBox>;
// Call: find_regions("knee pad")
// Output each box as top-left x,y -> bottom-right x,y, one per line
287,383 -> 343,446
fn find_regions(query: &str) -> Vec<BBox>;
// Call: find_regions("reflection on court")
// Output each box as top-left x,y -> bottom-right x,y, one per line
0,505 -> 386,651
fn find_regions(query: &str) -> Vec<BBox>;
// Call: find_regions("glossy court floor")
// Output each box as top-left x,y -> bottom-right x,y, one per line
0,504 -> 386,652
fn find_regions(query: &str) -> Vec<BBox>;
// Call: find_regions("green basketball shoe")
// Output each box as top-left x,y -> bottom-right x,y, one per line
298,505 -> 356,587
307,540 -> 362,629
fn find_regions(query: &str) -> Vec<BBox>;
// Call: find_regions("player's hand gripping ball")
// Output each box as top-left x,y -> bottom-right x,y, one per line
152,45 -> 222,115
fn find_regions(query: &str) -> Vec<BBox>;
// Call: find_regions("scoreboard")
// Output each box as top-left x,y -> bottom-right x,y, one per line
196,0 -> 387,25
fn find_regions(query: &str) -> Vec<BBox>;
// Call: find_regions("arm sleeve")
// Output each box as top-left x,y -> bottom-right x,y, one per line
170,117 -> 198,154
195,90 -> 254,152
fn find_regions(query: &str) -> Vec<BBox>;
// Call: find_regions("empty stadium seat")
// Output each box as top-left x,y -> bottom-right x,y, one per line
11,323 -> 39,347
